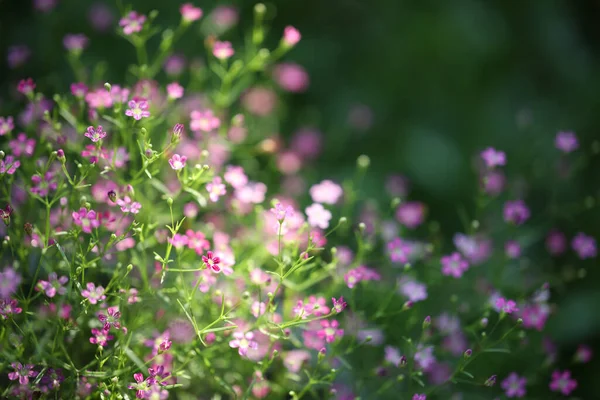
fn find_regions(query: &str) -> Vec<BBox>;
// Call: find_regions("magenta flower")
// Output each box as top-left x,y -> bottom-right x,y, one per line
273,62 -> 310,93
120,11 -> 146,35
496,297 -> 519,314
128,372 -> 151,399
503,200 -> 530,225
166,82 -> 184,100
501,372 -> 527,398
17,78 -> 35,95
571,232 -> 597,259
546,230 -> 567,256
387,237 -> 412,264
190,109 -> 220,132
72,207 -> 100,234
344,266 -> 381,289
147,365 -> 170,385
229,331 -> 258,357
9,133 -> 36,157
505,240 -> 521,259
549,370 -> 577,395
180,3 -> 203,22
0,266 -> 21,298
172,123 -> 185,139
282,26 -> 301,47
304,296 -> 330,317
555,131 -> 578,153
70,82 -> 88,98
0,298 -> 23,319
332,297 -> 347,313
412,395 -> 426,400
306,203 -> 332,229
317,320 -> 343,343
0,155 -> 20,175
574,344 -> 593,363
0,116 -> 14,136
213,41 -> 234,60
480,147 -> 506,168
441,252 -> 469,278
125,100 -> 151,120
30,172 -> 58,197
98,306 -> 122,330
89,328 -> 114,346
395,201 -> 426,229
116,196 -> 142,214
202,251 -> 221,273
81,282 -> 106,305
85,125 -> 107,142
521,303 -> 549,331
37,273 -> 68,297
309,180 -> 343,204
206,176 -> 226,202
168,154 -> 187,170
8,363 -> 37,385
0,204 -> 13,226
63,33 -> 88,52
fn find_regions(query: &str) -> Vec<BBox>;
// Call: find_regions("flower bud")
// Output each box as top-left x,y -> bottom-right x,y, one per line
484,374 -> 497,387
399,355 -> 407,367
423,316 -> 431,329
107,190 -> 117,203
57,149 -> 65,163
23,222 -> 33,236
464,349 -> 472,358
104,82 -> 112,92
357,154 -> 370,169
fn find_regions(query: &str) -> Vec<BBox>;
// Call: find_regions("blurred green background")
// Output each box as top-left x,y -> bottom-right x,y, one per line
1,0 -> 600,397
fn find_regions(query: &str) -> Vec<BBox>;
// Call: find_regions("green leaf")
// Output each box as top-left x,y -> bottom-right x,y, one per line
460,370 -> 475,379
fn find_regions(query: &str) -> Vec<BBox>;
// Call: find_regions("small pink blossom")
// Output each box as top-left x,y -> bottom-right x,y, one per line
190,109 -> 220,132
0,116 -> 14,136
9,133 -> 36,157
213,41 -> 234,60
495,297 -> 519,314
166,82 -> 184,100
17,78 -> 36,95
125,100 -> 151,120
36,273 -> 68,297
309,180 -> 343,204
7,363 -> 37,385
72,207 -> 100,233
555,131 -> 578,153
0,155 -> 20,175
306,203 -> 332,229
168,154 -> 187,170
441,252 -> 469,278
85,125 -> 107,142
549,370 -> 577,395
206,176 -> 226,202
282,26 -> 301,47
81,282 -> 106,305
501,372 -> 527,398
116,196 -> 142,214
202,251 -> 221,273
332,297 -> 347,313
180,3 -> 203,22
63,33 -> 89,52
224,165 -> 248,188
90,328 -> 114,346
571,232 -> 597,259
0,298 -> 23,318
120,11 -> 146,35
98,306 -> 122,330
317,320 -> 343,343
395,201 -> 426,228
229,331 -> 258,357
480,147 -> 506,168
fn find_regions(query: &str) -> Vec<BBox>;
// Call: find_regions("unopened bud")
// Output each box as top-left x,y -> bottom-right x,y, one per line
167,197 -> 173,206
480,317 -> 489,328
318,347 -> 326,362
484,374 -> 497,387
399,355 -> 407,367
107,190 -> 117,203
23,223 -> 33,236
140,127 -> 147,137
423,316 -> 431,329
339,216 -> 347,224
402,301 -> 413,310
57,149 -> 65,163
357,154 -> 370,169
464,349 -> 472,358
104,82 -> 112,92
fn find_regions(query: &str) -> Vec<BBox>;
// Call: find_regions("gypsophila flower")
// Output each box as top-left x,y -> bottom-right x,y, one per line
166,82 -> 184,99
190,109 -> 220,132
168,154 -> 187,170
549,370 -> 577,395
63,33 -> 89,52
574,344 -> 593,363
396,201 -> 426,228
502,372 -> 527,398
0,155 -> 20,175
202,251 -> 221,273
282,26 -> 301,46
344,266 -> 381,289
7,363 -> 37,385
229,331 -> 258,357
206,176 -> 226,202
70,82 -> 88,98
0,116 -> 14,135
224,165 -> 248,188
125,99 -> 151,120
332,297 -> 347,313
271,202 -> 294,222
180,3 -> 203,22
17,78 -> 35,95
85,125 -> 107,142
117,196 -> 142,214
496,297 -> 519,314
81,282 -> 106,304
317,320 -> 344,343
387,237 -> 412,264
0,204 -> 13,226
555,131 -> 579,153
571,232 -> 597,259
31,172 -> 58,197
37,273 -> 68,297
480,147 -> 506,168
128,373 -> 152,399
89,328 -> 114,346
120,11 -> 146,35
306,203 -> 332,229
0,298 -> 23,319
9,133 -> 35,157
98,306 -> 122,330
72,207 -> 100,233
503,200 -> 530,225
309,180 -> 343,204
412,395 -> 426,400
441,252 -> 469,278
213,41 -> 234,60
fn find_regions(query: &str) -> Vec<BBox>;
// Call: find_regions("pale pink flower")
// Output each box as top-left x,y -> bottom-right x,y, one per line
213,41 -> 234,60
206,177 -> 226,202
282,26 -> 301,47
168,154 -> 187,170
306,203 -> 332,229
309,180 -> 343,204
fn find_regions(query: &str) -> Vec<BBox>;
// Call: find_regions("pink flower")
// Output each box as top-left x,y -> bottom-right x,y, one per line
229,331 -> 258,357
37,273 -> 68,297
395,201 -> 426,228
387,237 -> 412,264
441,252 -> 469,278
213,41 -> 234,60
224,165 -> 248,188
0,204 -> 13,226
332,297 -> 347,313
549,370 -> 577,395
501,372 -> 527,398
282,26 -> 301,47
0,155 -> 20,175
17,78 -> 35,95
317,320 -> 343,343
480,147 -> 506,168
495,297 -> 519,314
0,116 -> 14,136
309,180 -> 343,204
505,240 -> 521,259
190,109 -> 220,132
546,229 -> 567,256
271,202 -> 294,222
30,172 -> 58,197
90,328 -> 114,346
8,363 -> 37,385
503,200 -> 530,225
72,207 -> 100,233
98,306 -> 122,330
63,33 -> 89,52
125,100 -> 151,120
344,266 -> 381,289
168,154 -> 187,170
0,298 -> 22,318
398,277 -> 428,302
412,395 -> 426,400
116,196 -> 142,214
81,282 -> 106,304
306,203 -> 332,229
9,132 -> 36,157
120,11 -> 146,35
128,372 -> 151,399
555,131 -> 578,153
571,232 -> 597,259
273,63 -> 309,93
574,344 -> 593,363
85,125 -> 107,142
7,46 -> 31,69
186,230 -> 210,255
206,177 -> 226,202
202,251 -> 221,273
166,82 -> 184,100
180,3 -> 203,22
